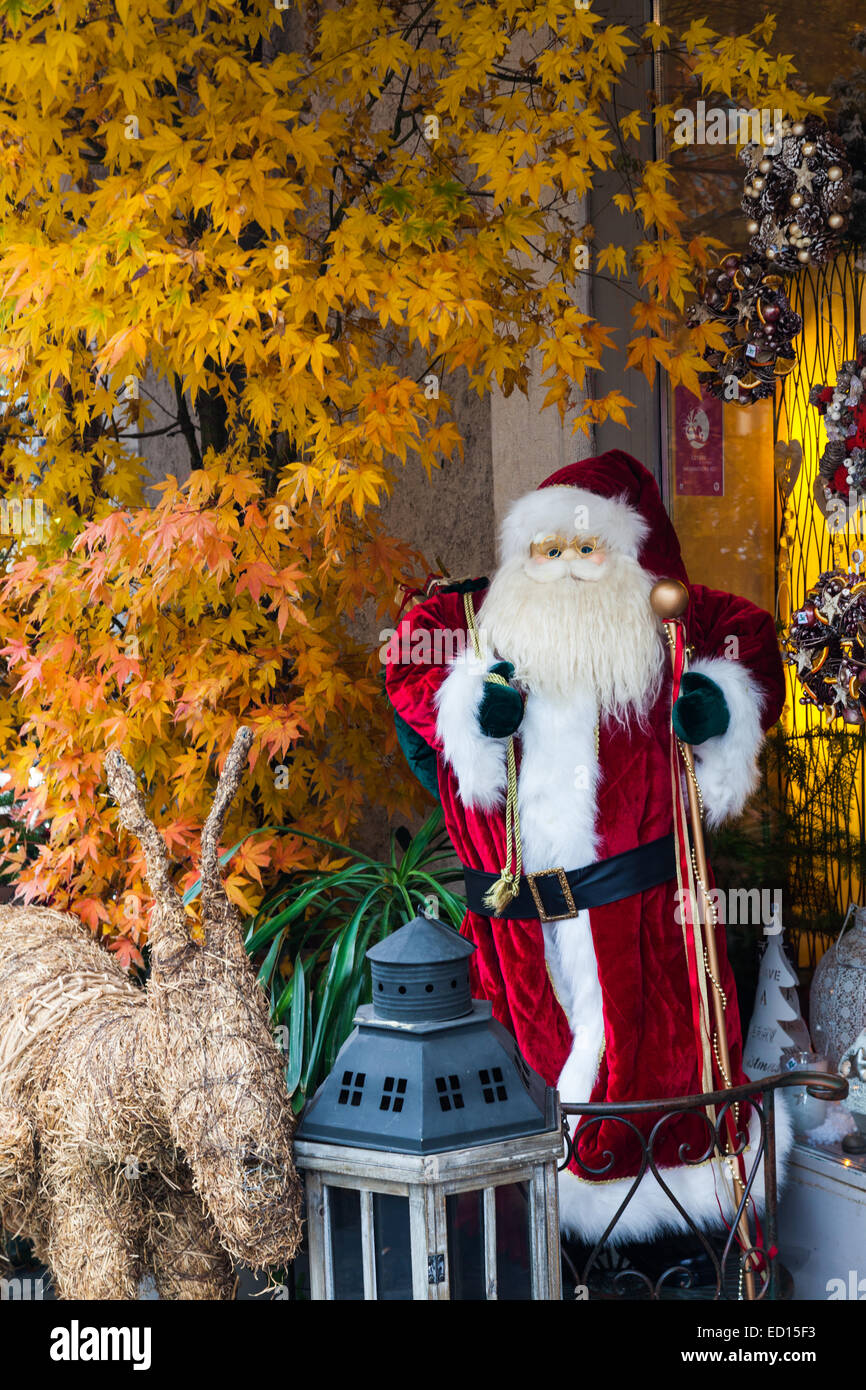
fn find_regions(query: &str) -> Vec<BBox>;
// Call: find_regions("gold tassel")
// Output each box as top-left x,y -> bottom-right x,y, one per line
482,871 -> 518,915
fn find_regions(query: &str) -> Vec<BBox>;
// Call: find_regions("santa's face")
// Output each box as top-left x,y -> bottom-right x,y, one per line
526,532 -> 607,584
477,531 -> 664,721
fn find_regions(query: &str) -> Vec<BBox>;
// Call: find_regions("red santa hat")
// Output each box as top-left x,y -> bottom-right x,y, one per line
499,448 -> 689,589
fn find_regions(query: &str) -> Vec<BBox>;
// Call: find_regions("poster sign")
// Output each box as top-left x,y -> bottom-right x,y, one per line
673,385 -> 724,497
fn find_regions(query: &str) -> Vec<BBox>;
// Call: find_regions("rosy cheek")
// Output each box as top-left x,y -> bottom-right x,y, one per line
588,550 -> 606,566
530,553 -> 549,564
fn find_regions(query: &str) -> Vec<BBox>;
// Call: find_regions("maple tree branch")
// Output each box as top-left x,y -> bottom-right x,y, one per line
175,375 -> 203,469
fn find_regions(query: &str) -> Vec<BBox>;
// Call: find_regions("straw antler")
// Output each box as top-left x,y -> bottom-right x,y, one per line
104,749 -> 181,913
200,727 -> 254,913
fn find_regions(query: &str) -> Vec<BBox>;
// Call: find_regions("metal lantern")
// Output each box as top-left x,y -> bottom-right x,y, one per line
811,903 -> 866,1068
295,913 -> 562,1300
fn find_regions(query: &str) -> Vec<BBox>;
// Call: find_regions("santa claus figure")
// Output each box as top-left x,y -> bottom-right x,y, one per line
385,450 -> 789,1244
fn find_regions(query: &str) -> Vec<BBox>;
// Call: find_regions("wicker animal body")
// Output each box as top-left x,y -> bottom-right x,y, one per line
0,728 -> 301,1299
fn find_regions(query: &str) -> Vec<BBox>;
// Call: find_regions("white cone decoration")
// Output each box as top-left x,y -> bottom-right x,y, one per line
744,920 -> 813,1079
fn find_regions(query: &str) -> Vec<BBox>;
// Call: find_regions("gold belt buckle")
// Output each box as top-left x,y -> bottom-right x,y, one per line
526,867 -> 578,923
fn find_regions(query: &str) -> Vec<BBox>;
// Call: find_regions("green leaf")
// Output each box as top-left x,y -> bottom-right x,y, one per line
398,808 -> 444,871
256,924 -> 287,988
285,956 -> 306,1096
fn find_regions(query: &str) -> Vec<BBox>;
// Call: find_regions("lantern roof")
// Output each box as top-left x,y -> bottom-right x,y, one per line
367,914 -> 474,965
296,913 -> 556,1154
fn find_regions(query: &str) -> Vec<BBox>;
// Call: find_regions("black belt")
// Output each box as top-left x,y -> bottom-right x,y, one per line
462,833 -> 677,923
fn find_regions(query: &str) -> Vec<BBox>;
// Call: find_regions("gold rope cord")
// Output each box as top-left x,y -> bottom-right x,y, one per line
463,590 -> 522,912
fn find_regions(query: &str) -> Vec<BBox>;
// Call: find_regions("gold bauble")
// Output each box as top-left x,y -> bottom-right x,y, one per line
828,165 -> 843,182
746,219 -> 759,235
792,121 -> 805,136
789,192 -> 804,208
650,579 -> 689,621
797,248 -> 811,263
802,142 -> 816,156
759,158 -> 773,173
829,212 -> 845,229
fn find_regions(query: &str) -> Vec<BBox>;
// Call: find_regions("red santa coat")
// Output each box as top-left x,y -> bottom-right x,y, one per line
386,451 -> 788,1242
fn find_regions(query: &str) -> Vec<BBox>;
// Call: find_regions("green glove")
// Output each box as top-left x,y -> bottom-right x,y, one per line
672,671 -> 730,746
478,661 -> 523,739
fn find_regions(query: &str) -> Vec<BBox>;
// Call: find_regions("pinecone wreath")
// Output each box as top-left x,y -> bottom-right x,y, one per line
784,566 -> 866,723
687,251 -> 802,403
809,332 -> 866,503
741,115 -> 853,271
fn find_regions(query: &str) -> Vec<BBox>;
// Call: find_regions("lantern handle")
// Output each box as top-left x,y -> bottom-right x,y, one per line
837,901 -> 866,965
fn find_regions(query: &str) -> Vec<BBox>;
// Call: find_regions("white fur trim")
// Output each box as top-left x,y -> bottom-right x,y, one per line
559,1089 -> 794,1245
499,486 -> 648,565
688,656 -> 767,829
517,689 -> 600,874
434,648 -> 508,811
517,688 -> 607,1113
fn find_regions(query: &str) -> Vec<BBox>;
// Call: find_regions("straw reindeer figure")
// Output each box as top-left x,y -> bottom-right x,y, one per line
0,727 -> 302,1299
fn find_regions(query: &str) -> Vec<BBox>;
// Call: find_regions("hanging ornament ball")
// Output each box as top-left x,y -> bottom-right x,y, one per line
792,121 -> 806,136
829,212 -> 845,229
802,142 -> 816,156
828,165 -> 844,182
746,219 -> 760,235
790,192 -> 804,208
797,249 -> 811,263
759,158 -> 773,173
753,175 -> 765,191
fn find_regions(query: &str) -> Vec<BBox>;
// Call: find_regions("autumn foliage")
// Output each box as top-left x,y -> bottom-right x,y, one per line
0,0 -> 817,963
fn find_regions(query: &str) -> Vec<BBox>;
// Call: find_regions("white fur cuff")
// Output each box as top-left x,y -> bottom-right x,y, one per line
434,649 -> 509,811
558,1095 -> 793,1245
688,656 -> 766,829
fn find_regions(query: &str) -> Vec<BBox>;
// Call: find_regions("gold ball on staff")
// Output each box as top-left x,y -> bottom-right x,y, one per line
650,578 -> 690,620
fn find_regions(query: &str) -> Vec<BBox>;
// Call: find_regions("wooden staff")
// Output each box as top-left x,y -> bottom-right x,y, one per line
651,578 -> 757,1300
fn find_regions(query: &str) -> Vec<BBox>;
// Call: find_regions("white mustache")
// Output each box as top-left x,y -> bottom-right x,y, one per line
522,556 -> 606,585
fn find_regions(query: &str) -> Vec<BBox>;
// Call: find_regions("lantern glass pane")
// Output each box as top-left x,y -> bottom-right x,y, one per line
445,1189 -> 485,1300
495,1181 -> 532,1300
372,1193 -> 412,1300
327,1185 -> 364,1300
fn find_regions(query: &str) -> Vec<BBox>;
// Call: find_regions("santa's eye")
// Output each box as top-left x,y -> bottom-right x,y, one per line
578,541 -> 597,556
547,546 -> 561,558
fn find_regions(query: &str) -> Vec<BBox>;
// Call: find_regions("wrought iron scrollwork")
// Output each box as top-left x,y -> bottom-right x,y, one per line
559,1070 -> 848,1301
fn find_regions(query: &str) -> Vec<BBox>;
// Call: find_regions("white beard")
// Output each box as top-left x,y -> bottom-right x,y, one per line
476,550 -> 665,723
